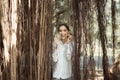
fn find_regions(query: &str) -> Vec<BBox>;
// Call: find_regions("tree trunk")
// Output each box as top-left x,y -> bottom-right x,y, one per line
96,0 -> 110,80
71,0 -> 81,80
10,0 -> 18,80
37,0 -> 53,80
111,0 -> 116,62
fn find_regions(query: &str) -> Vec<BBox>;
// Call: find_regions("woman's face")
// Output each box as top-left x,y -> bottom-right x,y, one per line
58,26 -> 69,40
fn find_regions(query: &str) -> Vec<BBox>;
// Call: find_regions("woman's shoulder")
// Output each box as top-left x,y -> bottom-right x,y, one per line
67,40 -> 74,47
69,40 -> 74,45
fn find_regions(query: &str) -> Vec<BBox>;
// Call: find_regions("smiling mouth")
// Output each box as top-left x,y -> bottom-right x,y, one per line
61,36 -> 65,37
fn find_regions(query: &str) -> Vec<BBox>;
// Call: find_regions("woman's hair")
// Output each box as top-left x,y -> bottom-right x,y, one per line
57,23 -> 70,32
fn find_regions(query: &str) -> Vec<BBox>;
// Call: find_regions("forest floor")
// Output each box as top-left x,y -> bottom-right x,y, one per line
94,69 -> 103,80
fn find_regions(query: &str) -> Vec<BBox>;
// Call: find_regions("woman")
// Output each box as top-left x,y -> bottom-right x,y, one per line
52,24 -> 73,80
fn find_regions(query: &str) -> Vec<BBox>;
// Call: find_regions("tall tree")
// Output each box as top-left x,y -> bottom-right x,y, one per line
96,0 -> 110,80
111,0 -> 116,62
71,0 -> 81,80
37,0 -> 53,80
1,0 -> 11,79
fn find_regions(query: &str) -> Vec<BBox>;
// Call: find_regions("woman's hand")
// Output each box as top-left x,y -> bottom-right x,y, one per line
54,37 -> 59,49
67,33 -> 72,43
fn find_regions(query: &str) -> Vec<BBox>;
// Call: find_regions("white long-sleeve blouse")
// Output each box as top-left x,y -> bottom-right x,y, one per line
52,40 -> 73,79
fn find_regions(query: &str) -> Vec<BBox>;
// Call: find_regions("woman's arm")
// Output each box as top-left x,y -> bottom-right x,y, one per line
52,42 -> 59,62
66,42 -> 73,60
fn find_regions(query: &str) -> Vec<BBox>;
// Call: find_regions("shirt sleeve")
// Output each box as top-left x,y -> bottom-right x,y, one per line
66,42 -> 73,60
52,42 -> 59,62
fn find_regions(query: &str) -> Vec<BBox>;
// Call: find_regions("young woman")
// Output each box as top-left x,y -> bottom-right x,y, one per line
52,24 -> 73,80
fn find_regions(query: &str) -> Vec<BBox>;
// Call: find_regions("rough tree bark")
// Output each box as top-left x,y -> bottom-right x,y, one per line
10,0 -> 18,80
37,0 -> 53,80
71,0 -> 81,80
111,0 -> 116,62
1,0 -> 11,79
96,0 -> 110,80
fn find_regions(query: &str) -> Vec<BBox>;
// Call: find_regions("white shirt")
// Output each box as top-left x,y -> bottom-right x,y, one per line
52,40 -> 73,79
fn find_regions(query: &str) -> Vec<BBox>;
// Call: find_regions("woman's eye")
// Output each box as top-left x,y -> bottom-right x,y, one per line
64,30 -> 67,32
59,30 -> 62,32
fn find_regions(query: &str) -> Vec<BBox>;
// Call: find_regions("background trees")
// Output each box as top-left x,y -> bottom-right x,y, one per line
0,0 -> 120,80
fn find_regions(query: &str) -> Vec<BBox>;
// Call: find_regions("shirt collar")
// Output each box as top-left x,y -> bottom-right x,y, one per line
59,40 -> 68,45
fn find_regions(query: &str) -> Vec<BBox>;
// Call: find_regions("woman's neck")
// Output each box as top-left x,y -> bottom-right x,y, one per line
61,38 -> 68,44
